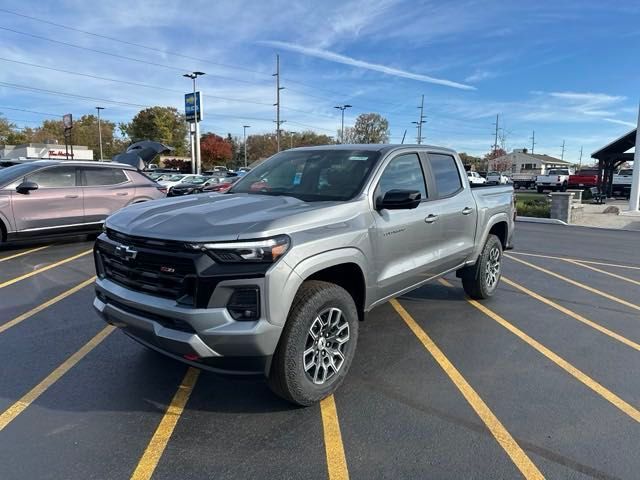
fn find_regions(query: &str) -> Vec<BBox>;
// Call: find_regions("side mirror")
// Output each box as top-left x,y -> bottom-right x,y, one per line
376,189 -> 422,210
16,181 -> 39,194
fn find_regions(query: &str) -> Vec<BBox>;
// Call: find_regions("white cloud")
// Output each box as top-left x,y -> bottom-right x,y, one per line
603,118 -> 637,128
259,41 -> 475,91
464,70 -> 496,83
548,92 -> 626,104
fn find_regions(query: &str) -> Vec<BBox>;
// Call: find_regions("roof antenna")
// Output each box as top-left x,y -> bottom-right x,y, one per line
401,129 -> 407,144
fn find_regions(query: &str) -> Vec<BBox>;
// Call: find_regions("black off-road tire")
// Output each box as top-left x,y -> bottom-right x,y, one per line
460,234 -> 503,300
268,280 -> 359,406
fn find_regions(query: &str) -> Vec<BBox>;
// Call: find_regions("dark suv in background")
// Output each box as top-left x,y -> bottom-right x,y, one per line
0,160 -> 165,244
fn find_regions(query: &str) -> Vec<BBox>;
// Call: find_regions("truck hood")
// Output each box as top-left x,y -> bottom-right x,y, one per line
105,193 -> 351,242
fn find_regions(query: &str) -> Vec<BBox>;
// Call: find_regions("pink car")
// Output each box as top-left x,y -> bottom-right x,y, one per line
0,160 -> 165,244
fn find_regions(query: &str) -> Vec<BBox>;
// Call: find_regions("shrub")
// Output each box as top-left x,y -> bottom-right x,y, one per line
516,198 -> 550,218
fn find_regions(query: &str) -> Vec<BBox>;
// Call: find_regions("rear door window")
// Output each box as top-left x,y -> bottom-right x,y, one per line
27,166 -> 77,188
428,153 -> 463,197
81,168 -> 129,186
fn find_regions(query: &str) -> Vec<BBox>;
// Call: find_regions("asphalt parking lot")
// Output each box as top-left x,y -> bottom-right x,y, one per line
1,222 -> 639,480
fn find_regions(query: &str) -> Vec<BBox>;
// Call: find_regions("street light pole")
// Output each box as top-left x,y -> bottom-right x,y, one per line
243,125 -> 251,168
334,104 -> 352,143
95,106 -> 104,161
184,71 -> 205,174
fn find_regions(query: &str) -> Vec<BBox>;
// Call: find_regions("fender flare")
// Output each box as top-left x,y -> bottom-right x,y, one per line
469,213 -> 510,263
273,248 -> 370,326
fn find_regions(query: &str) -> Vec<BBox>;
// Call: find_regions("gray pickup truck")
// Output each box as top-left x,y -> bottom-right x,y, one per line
93,145 -> 515,405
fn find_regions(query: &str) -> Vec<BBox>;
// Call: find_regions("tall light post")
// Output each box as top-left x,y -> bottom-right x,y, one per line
184,71 -> 205,173
95,106 -> 104,161
334,104 -> 352,143
243,125 -> 251,168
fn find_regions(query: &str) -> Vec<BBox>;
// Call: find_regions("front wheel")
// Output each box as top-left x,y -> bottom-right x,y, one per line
268,281 -> 359,406
536,186 -> 544,193
460,234 -> 503,299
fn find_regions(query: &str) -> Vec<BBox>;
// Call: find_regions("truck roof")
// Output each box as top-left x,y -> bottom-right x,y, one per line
288,144 -> 458,156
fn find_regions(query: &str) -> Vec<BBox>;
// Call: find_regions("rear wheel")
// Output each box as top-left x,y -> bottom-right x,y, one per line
268,281 -> 358,406
460,234 -> 503,299
536,186 -> 544,193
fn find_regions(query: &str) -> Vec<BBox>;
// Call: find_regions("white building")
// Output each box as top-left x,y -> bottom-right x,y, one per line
0,143 -> 94,161
489,148 -> 573,174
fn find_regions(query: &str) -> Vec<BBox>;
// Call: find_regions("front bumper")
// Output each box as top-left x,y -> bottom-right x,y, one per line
94,276 -> 284,375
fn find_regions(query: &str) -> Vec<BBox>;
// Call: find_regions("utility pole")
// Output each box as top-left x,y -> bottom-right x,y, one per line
95,106 -> 104,161
243,125 -> 251,168
273,54 -> 285,152
560,140 -> 566,161
183,71 -> 205,173
334,104 -> 352,143
530,130 -> 536,154
578,146 -> 583,169
412,94 -> 426,144
492,114 -> 499,153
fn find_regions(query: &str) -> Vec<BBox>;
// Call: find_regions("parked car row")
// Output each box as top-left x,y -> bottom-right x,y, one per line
0,160 -> 166,244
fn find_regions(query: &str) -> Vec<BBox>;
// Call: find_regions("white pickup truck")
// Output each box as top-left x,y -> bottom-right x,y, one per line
536,168 -> 572,193
612,169 -> 633,197
467,171 -> 486,185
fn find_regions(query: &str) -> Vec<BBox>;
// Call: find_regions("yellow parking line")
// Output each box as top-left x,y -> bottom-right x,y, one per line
130,367 -> 200,480
0,277 -> 96,334
0,325 -> 114,431
505,254 -> 640,313
0,248 -> 93,290
0,245 -> 49,262
390,299 -> 544,480
502,277 -> 640,352
320,395 -> 350,480
567,260 -> 640,287
438,279 -> 640,423
509,251 -> 640,271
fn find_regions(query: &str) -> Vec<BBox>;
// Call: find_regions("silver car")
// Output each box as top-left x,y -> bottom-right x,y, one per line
0,160 -> 165,244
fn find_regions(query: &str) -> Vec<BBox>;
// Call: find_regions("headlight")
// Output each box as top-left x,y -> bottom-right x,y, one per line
187,235 -> 290,263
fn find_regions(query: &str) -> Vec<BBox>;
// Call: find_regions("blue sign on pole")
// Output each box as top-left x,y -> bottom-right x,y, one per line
185,92 -> 203,122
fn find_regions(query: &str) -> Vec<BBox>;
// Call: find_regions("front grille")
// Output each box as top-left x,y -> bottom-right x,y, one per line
97,239 -> 197,302
106,228 -> 187,253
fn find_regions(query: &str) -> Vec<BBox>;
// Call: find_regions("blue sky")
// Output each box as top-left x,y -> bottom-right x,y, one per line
0,0 -> 638,162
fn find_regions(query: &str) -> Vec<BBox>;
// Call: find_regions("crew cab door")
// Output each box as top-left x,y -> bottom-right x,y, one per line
11,165 -> 83,231
371,152 -> 440,300
425,152 -> 477,270
80,166 -> 132,223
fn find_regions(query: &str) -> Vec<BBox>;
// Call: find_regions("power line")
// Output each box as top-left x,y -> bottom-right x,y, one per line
0,7 -> 266,76
0,56 -> 274,107
0,106 -> 60,117
0,25 -> 269,87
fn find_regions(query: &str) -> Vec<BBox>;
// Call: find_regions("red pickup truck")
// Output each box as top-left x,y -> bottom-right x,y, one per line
568,169 -> 599,189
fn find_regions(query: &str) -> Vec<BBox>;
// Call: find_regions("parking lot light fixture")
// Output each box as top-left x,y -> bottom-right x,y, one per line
334,105 -> 352,144
184,72 -> 206,174
243,125 -> 251,168
95,106 -> 104,161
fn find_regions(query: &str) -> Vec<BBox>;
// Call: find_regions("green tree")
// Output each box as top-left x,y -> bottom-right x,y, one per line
120,106 -> 188,156
343,113 -> 389,144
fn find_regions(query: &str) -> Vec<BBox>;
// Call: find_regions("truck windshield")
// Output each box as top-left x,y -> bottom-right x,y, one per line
229,149 -> 381,201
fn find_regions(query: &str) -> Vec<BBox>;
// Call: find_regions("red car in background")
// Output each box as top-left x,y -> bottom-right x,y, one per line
202,175 -> 239,193
568,169 -> 599,189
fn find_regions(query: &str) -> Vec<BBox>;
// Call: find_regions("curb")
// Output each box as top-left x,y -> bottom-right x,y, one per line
516,216 -> 567,225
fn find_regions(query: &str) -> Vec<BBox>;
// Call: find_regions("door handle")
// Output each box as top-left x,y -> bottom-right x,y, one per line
65,195 -> 78,199
462,207 -> 474,215
116,192 -> 129,196
424,214 -> 439,224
